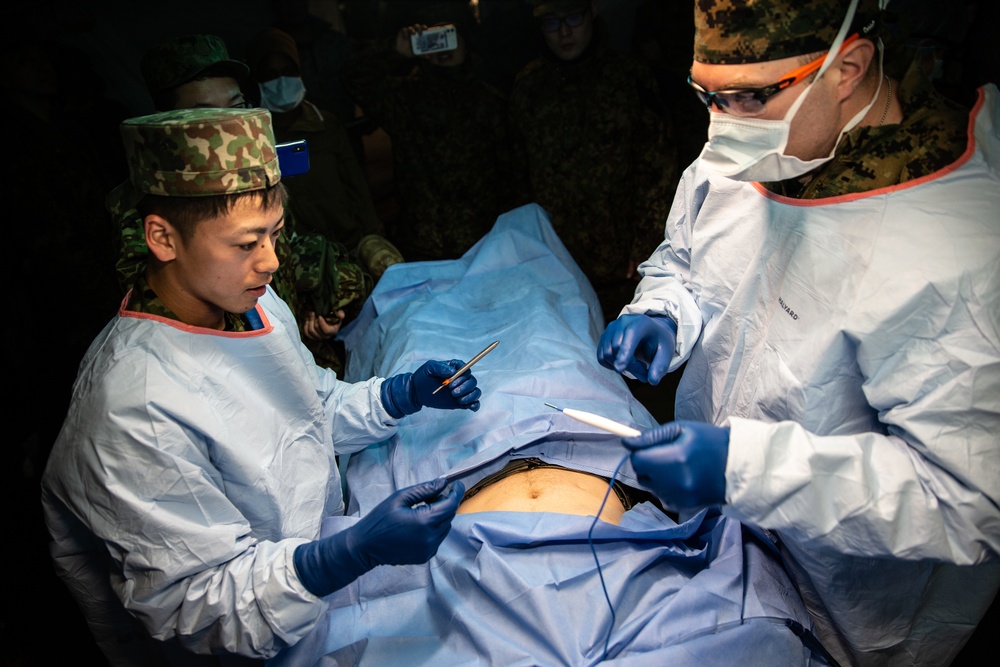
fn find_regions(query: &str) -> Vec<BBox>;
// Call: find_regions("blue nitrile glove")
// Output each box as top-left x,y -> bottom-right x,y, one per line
380,359 -> 482,418
622,421 -> 729,512
596,314 -> 677,385
293,477 -> 466,597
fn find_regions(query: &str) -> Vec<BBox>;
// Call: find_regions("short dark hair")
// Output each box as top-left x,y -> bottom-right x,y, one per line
137,184 -> 288,241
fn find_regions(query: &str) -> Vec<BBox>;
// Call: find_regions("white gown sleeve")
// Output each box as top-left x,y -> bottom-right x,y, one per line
265,287 -> 400,454
623,164 -> 706,373
724,285 -> 1000,564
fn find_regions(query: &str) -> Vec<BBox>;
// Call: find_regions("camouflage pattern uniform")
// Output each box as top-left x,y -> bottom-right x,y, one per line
107,181 -> 303,319
140,34 -> 249,105
693,0 -> 968,198
285,224 -> 372,372
508,19 -> 678,322
130,34 -> 383,372
267,98 -> 384,254
109,185 -> 363,376
342,39 -> 524,261
685,3 -> 982,665
43,107 -> 402,664
764,58 -> 968,198
114,106 -> 283,329
116,108 -> 283,326
120,107 -> 280,196
244,27 -> 395,372
693,0 -> 883,64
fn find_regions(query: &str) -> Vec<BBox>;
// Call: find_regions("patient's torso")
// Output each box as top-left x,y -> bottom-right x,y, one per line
458,468 -> 627,524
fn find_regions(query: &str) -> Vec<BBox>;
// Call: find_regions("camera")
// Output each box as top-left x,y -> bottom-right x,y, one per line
410,24 -> 458,56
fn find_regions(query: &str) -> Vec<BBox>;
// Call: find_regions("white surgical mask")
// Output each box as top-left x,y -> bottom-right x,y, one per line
699,0 -> 882,182
258,76 -> 306,113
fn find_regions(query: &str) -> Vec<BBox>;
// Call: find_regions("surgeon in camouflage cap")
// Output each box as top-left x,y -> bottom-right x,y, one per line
120,106 -> 280,197
694,0 -> 881,64
601,3 -> 985,666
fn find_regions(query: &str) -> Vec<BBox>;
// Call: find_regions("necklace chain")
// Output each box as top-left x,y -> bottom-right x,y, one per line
879,76 -> 892,125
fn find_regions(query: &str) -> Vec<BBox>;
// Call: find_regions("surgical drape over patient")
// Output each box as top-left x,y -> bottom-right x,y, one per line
272,204 -> 829,666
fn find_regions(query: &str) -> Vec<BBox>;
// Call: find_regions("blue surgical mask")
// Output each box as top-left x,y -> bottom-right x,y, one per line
258,76 -> 306,113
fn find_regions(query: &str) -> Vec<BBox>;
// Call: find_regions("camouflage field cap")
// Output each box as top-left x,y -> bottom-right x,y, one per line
120,107 -> 281,197
532,0 -> 590,17
694,0 -> 881,64
141,34 -> 250,91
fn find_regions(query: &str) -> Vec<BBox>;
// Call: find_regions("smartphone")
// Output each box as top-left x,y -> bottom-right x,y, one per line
411,24 -> 458,56
276,140 -> 310,177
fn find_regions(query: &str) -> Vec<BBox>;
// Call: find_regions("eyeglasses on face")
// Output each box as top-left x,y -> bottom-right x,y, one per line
688,33 -> 859,117
539,8 -> 589,33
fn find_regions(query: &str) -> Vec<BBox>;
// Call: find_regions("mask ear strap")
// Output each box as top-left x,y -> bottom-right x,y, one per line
826,36 -> 885,155
780,0 -> 862,123
843,36 -> 885,129
815,0 -> 861,80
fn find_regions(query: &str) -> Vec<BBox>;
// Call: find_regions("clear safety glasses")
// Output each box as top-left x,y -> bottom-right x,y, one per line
688,33 -> 860,117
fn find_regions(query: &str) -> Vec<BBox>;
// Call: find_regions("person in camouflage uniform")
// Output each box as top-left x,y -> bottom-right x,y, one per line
341,2 -> 525,262
689,0 -> 970,199
123,32 -> 380,373
597,1 -> 1000,665
41,107 -> 479,665
508,0 -> 679,324
243,26 -> 393,257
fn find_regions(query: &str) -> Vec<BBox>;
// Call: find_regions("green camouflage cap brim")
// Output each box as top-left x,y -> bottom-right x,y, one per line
120,107 -> 281,197
532,0 -> 590,18
694,0 -> 881,64
141,34 -> 249,91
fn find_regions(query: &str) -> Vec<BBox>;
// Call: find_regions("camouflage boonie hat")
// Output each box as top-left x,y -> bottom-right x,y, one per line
532,0 -> 590,18
694,0 -> 882,64
120,107 -> 281,197
141,34 -> 249,91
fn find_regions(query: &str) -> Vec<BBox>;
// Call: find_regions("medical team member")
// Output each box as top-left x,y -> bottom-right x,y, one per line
597,0 -> 1000,664
41,108 -> 480,664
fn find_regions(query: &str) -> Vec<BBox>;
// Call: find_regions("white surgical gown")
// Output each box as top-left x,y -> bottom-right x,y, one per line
624,84 -> 1000,665
41,287 -> 399,662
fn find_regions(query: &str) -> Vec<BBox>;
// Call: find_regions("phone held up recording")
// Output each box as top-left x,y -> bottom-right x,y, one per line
411,24 -> 458,56
276,140 -> 309,177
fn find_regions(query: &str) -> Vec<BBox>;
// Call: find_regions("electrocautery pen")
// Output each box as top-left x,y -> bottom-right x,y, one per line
544,403 -> 642,437
431,340 -> 500,395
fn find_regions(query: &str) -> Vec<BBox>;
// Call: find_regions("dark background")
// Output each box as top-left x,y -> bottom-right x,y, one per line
3,1 -> 996,665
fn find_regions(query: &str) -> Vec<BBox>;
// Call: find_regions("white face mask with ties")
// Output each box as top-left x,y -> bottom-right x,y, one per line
698,0 -> 882,183
258,76 -> 306,113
